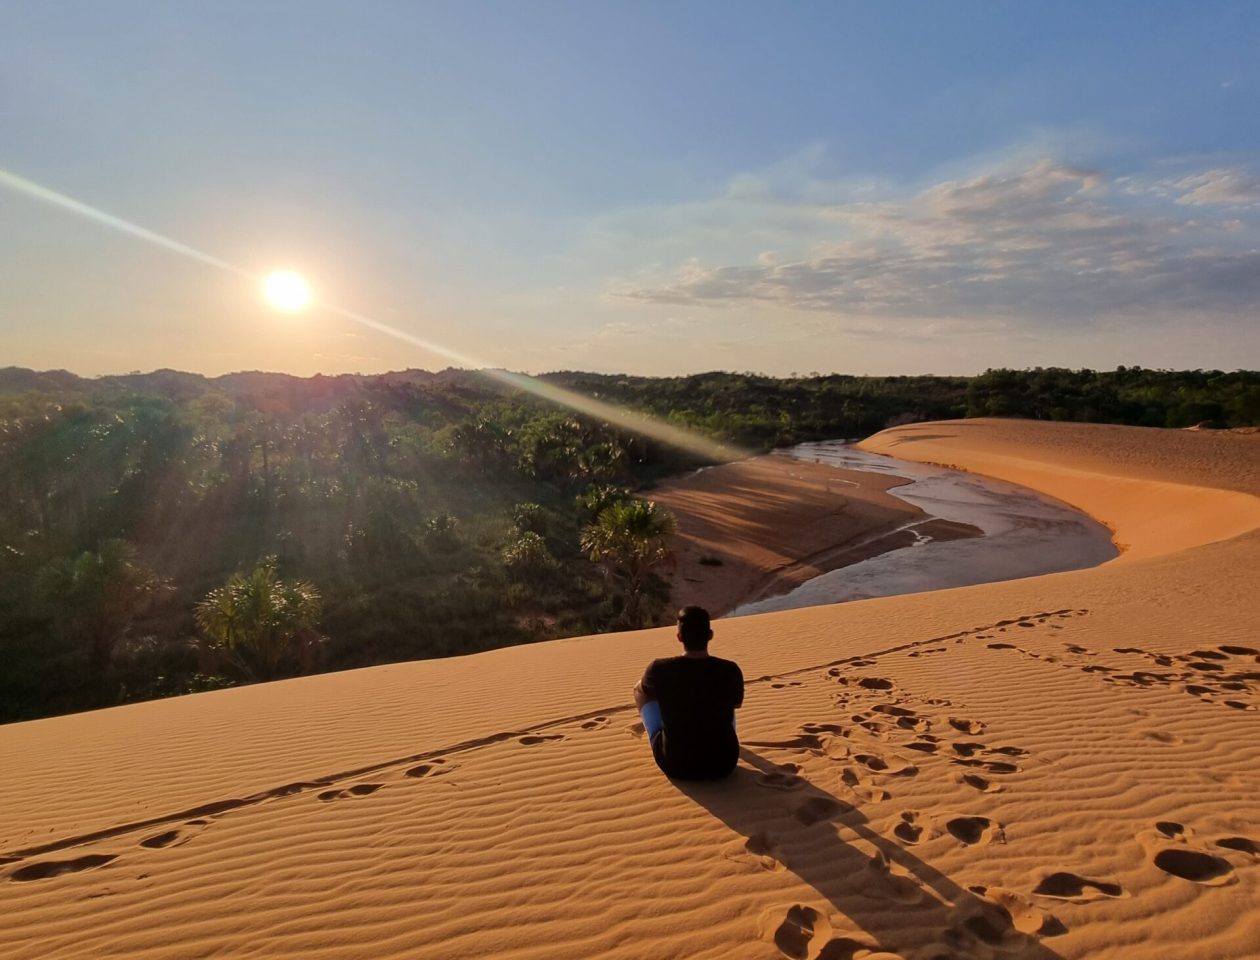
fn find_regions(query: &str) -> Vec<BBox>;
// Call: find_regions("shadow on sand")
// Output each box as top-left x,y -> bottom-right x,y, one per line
673,749 -> 1066,960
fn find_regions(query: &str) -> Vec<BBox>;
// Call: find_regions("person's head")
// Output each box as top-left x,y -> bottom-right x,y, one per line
676,605 -> 713,652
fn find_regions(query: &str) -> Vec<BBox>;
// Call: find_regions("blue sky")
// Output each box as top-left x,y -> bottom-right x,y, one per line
1,1 -> 1258,376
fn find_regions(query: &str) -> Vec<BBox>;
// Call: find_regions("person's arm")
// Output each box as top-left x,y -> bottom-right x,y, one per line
634,661 -> 659,708
732,663 -> 745,709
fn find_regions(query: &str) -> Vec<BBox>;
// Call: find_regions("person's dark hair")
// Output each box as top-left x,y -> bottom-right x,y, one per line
677,605 -> 712,651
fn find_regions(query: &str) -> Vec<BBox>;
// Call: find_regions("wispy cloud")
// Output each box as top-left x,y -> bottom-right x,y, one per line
1169,168 -> 1260,206
610,157 -> 1260,334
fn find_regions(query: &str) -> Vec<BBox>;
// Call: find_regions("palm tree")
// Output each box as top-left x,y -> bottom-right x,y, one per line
35,539 -> 167,699
580,499 -> 676,628
195,556 -> 322,682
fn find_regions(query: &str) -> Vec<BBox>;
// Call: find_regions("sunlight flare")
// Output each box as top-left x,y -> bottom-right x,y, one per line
262,271 -> 312,312
0,165 -> 739,463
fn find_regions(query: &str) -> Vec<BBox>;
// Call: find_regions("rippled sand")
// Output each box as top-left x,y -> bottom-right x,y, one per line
3,419 -> 1259,960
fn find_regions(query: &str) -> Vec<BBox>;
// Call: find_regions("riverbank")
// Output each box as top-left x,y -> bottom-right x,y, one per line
728,441 -> 1118,617
647,454 -> 981,616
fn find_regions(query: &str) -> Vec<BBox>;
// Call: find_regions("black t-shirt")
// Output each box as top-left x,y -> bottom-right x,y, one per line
640,654 -> 744,780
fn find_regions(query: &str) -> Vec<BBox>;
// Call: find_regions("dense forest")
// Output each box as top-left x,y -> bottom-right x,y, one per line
2,364 -> 1258,723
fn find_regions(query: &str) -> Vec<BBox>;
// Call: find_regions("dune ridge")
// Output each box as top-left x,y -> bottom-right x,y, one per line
860,418 -> 1260,559
3,418 -> 1259,959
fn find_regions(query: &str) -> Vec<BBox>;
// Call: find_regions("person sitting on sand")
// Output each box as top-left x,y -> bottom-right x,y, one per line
633,606 -> 744,780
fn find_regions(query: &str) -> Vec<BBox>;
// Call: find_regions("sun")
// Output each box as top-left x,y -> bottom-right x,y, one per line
262,270 -> 312,312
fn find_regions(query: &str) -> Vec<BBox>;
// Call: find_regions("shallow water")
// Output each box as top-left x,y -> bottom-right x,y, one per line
726,440 -> 1117,618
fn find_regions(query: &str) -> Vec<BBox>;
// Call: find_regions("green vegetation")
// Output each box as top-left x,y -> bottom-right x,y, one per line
1,363 -> 1257,723
580,498 -> 676,629
195,557 -> 323,682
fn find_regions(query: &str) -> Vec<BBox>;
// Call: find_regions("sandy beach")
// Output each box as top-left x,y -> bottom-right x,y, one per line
3,418 -> 1260,960
649,455 -> 981,616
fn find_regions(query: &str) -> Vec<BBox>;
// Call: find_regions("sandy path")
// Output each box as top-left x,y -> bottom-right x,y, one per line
3,419 -> 1260,960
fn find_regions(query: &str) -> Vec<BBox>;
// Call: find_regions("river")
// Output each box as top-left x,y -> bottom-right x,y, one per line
726,440 -> 1118,618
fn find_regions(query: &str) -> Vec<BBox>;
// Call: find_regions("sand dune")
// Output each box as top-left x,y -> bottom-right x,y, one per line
3,418 -> 1259,959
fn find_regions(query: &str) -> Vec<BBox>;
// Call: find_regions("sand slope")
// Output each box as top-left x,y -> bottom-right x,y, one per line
4,419 -> 1260,960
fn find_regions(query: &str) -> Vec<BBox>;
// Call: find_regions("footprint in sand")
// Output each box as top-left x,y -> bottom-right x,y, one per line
758,764 -> 806,791
1187,661 -> 1225,672
768,904 -> 831,959
870,704 -> 931,734
1216,836 -> 1260,858
10,854 -> 118,883
405,758 -> 457,779
857,677 -> 893,690
957,881 -> 1068,942
1152,848 -> 1235,885
948,717 -> 986,735
724,832 -> 785,873
892,811 -> 927,844
1220,645 -> 1259,656
139,819 -> 210,850
815,937 -> 893,960
987,745 -> 1028,757
870,703 -> 916,718
771,680 -> 804,689
317,783 -> 384,802
860,851 -> 924,904
904,740 -> 939,753
626,721 -> 645,739
1032,872 -> 1125,901
800,722 -> 847,736
518,733 -> 565,745
746,733 -> 826,751
952,757 -> 1019,775
1141,729 -> 1183,745
853,753 -> 918,777
850,717 -> 892,739
945,816 -> 1004,846
958,772 -> 1003,793
967,884 -> 1067,938
1155,821 -> 1186,840
951,741 -> 986,758
794,796 -> 846,826
838,768 -> 892,803
768,906 -> 891,960
580,716 -> 610,730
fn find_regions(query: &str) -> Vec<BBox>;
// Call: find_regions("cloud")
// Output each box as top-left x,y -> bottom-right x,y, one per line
611,159 -> 1260,331
1170,168 -> 1260,206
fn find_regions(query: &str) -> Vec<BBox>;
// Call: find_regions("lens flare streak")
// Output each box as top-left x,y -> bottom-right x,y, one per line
0,166 -> 739,462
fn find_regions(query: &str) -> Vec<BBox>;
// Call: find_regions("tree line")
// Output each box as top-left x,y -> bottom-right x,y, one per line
1,363 -> 1256,723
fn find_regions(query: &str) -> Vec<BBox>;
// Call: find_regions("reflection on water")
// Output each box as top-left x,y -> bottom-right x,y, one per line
726,440 -> 1117,618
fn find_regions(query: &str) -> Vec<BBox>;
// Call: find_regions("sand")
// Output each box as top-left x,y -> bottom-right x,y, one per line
3,417 -> 1260,960
649,455 -> 980,615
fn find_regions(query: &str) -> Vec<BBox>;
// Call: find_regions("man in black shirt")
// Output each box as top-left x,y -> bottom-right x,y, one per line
633,606 -> 744,780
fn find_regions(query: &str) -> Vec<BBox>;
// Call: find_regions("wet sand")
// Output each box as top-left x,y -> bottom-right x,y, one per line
730,441 -> 1118,617
647,455 -> 981,616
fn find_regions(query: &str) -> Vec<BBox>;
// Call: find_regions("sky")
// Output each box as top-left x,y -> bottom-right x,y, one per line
1,1 -> 1258,378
